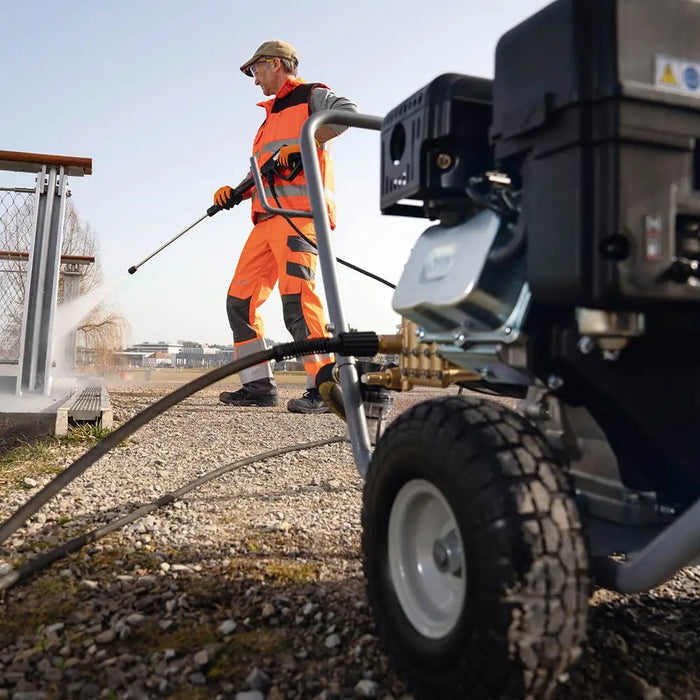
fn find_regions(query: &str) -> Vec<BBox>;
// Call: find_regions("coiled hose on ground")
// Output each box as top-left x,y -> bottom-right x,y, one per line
0,331 -> 380,589
0,435 -> 345,591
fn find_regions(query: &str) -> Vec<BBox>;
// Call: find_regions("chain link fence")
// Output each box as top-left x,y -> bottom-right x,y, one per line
0,187 -> 36,364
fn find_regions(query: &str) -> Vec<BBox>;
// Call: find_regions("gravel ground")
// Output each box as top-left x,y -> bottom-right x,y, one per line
0,379 -> 699,699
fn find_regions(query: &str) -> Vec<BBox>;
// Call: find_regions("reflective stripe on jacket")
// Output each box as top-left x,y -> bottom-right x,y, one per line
251,78 -> 336,229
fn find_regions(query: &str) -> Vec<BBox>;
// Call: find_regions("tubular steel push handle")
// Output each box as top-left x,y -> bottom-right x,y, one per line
298,110 -> 384,477
250,156 -> 313,219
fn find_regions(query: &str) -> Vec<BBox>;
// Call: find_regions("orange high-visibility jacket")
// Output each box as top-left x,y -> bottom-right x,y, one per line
251,78 -> 336,229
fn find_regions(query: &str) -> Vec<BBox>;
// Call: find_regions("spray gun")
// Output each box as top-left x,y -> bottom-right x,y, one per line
127,152 -> 302,275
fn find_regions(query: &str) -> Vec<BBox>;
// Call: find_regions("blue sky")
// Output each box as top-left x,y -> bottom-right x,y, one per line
0,0 -> 551,346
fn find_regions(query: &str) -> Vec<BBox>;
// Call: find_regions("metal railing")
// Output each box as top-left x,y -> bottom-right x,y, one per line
0,186 -> 95,370
0,187 -> 35,364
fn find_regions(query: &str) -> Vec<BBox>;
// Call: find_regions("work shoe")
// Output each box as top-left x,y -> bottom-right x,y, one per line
287,388 -> 331,414
219,388 -> 278,407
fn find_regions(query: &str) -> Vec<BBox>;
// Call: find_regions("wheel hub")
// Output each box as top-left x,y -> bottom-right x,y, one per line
388,478 -> 466,639
432,531 -> 462,575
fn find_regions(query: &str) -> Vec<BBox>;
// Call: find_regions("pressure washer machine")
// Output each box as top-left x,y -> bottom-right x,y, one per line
273,0 -> 700,697
4,1 -> 699,697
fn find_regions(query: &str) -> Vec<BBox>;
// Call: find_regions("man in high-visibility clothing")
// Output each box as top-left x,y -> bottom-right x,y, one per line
214,40 -> 358,413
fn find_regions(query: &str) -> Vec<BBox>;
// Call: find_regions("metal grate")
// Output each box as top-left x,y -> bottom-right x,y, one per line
68,385 -> 103,421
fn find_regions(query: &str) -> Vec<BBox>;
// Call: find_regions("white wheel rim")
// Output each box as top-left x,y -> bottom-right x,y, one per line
388,478 -> 466,639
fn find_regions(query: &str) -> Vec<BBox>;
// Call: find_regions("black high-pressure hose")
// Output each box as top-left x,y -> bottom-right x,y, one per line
0,331 -> 379,547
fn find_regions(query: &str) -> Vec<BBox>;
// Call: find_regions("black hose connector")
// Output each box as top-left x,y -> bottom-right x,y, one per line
335,331 -> 380,358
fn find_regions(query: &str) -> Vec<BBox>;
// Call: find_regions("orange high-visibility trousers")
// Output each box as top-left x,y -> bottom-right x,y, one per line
226,216 -> 331,381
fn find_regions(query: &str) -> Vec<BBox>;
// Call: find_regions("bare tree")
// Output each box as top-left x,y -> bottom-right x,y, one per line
61,202 -> 129,366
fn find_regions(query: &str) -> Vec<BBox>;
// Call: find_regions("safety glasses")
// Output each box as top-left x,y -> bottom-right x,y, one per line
250,58 -> 273,76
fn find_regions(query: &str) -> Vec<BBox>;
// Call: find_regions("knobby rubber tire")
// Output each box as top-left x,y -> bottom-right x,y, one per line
361,396 -> 590,699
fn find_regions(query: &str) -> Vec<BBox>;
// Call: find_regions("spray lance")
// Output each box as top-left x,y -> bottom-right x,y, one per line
127,151 -> 302,275
126,150 -> 395,289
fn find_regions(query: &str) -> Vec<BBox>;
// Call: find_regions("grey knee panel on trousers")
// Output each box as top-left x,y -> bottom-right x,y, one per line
286,262 -> 315,281
287,235 -> 317,254
282,293 -> 310,341
226,295 -> 257,343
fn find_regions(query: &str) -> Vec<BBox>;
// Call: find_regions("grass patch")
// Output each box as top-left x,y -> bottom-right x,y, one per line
227,628 -> 290,654
0,570 -> 80,642
263,559 -> 317,583
65,422 -> 113,445
207,629 -> 292,683
0,423 -> 115,496
0,437 -> 66,496
0,436 -> 62,468
130,618 -> 218,656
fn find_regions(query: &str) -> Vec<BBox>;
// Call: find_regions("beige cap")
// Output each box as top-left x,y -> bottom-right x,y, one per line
240,40 -> 298,77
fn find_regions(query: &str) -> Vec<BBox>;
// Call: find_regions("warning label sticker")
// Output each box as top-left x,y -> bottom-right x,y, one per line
655,54 -> 700,96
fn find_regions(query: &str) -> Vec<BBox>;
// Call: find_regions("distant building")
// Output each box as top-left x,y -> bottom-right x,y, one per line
209,347 -> 235,367
125,341 -> 180,369
145,351 -> 173,368
113,351 -> 150,367
176,343 -> 221,368
130,341 -> 183,355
